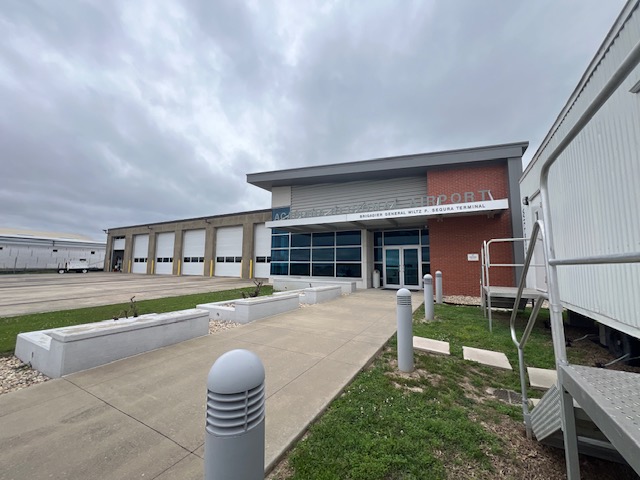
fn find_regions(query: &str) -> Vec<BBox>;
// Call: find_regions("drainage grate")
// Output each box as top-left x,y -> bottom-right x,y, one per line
493,388 -> 523,405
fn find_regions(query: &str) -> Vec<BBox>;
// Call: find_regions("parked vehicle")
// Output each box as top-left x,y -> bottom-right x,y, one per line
58,260 -> 98,274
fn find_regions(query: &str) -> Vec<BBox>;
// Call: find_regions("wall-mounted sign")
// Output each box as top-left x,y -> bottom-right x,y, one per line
467,253 -> 479,262
267,198 -> 509,228
273,190 -> 495,221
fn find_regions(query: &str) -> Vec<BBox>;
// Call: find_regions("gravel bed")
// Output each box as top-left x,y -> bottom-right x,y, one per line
443,295 -> 482,306
0,355 -> 50,396
0,319 -> 242,397
208,319 -> 241,334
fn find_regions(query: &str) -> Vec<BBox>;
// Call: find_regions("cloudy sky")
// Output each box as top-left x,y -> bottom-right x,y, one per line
0,0 -> 625,240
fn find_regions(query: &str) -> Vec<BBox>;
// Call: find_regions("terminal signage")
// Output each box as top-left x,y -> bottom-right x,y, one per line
268,198 -> 509,228
272,189 -> 495,221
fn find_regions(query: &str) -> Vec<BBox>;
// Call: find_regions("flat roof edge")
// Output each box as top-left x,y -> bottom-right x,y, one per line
107,208 -> 271,232
248,141 -> 528,190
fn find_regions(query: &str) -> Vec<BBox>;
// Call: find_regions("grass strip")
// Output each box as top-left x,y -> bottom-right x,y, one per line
0,286 -> 272,355
276,303 -> 586,479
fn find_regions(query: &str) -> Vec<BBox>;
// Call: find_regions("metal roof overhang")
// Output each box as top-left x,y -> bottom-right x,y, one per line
266,199 -> 509,232
247,142 -> 528,191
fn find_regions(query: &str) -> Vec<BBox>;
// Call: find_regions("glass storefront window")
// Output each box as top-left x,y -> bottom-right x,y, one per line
290,263 -> 310,275
290,249 -> 310,261
312,232 -> 335,246
336,247 -> 361,261
291,233 -> 311,247
336,263 -> 361,278
271,235 -> 289,248
383,230 -> 419,245
271,263 -> 288,275
374,232 -> 383,247
271,250 -> 289,261
312,263 -> 334,276
312,248 -> 334,261
336,231 -> 361,246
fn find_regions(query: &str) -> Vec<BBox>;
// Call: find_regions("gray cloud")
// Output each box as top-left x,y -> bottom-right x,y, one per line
0,0 -> 625,240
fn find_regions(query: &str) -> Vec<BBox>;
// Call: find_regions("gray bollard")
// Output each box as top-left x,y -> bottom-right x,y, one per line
423,274 -> 434,321
205,349 -> 265,480
435,270 -> 443,304
396,288 -> 414,373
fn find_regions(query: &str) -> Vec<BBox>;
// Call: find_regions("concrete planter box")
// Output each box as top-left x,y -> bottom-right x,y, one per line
273,278 -> 357,295
15,309 -> 210,378
301,285 -> 343,304
197,292 -> 300,324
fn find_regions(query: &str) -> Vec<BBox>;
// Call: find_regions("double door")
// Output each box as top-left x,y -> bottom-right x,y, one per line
384,247 -> 420,289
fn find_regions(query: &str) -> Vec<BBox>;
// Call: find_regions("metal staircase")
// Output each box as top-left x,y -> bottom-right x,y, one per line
511,218 -> 640,476
508,36 -> 640,479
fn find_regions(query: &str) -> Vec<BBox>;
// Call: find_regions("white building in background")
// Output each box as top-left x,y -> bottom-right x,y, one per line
0,228 -> 106,273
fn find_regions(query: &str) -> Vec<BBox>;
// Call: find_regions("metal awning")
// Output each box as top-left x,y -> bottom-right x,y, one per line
266,199 -> 509,232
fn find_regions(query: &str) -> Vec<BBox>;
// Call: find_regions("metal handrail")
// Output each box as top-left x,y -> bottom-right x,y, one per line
511,34 -> 640,479
510,218 -> 640,440
481,237 -> 545,331
509,220 -> 547,439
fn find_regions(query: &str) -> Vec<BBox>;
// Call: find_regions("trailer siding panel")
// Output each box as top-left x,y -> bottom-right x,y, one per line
521,2 -> 640,336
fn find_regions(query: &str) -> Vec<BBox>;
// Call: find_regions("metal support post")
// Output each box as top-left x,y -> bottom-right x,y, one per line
435,270 -> 443,304
423,274 -> 434,321
396,288 -> 414,373
205,349 -> 266,480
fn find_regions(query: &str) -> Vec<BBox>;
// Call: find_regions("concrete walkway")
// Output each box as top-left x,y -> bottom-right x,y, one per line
0,289 -> 422,480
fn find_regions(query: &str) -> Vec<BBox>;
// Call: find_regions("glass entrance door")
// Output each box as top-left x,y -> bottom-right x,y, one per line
384,247 -> 420,289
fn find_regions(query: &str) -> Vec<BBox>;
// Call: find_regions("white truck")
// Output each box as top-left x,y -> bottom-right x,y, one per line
58,260 -> 93,274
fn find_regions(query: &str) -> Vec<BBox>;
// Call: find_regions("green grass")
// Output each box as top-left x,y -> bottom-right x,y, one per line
0,286 -> 272,355
277,303 -> 565,479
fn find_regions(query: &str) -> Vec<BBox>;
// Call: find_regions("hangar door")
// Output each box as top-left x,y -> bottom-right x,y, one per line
182,229 -> 205,276
155,232 -> 174,275
253,223 -> 271,278
132,234 -> 149,274
111,237 -> 125,271
215,226 -> 243,277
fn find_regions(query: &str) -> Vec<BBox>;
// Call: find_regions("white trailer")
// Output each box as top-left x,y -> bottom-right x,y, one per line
513,1 -> 640,477
520,0 -> 640,357
0,231 -> 106,273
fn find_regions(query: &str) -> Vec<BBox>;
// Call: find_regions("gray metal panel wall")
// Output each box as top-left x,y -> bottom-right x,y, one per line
521,4 -> 640,335
291,177 -> 427,212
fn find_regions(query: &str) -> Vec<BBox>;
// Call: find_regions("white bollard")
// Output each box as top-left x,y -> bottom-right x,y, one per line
435,270 -> 443,304
396,288 -> 414,373
205,349 -> 265,480
423,274 -> 434,321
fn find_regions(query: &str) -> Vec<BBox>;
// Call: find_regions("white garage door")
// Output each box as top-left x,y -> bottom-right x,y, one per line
155,232 -> 175,275
182,229 -> 205,276
132,234 -> 149,274
113,238 -> 125,250
253,223 -> 271,278
215,226 -> 243,277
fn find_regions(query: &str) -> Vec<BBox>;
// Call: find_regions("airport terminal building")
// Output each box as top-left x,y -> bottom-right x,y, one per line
105,142 -> 526,296
248,142 -> 526,296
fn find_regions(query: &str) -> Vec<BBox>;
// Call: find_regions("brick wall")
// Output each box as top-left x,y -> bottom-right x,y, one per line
427,163 -> 515,296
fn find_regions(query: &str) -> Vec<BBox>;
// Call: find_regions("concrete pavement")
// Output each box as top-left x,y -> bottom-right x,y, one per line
0,273 -> 254,317
0,289 -> 423,479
